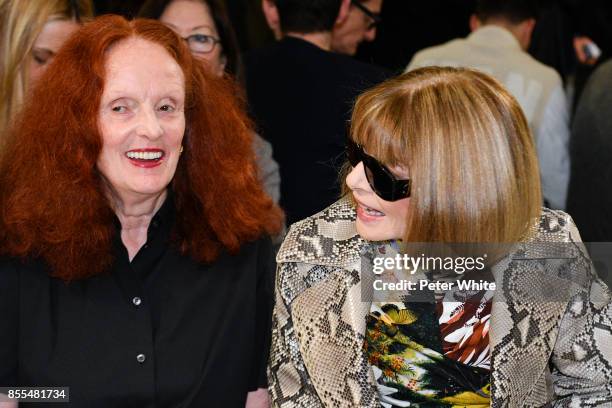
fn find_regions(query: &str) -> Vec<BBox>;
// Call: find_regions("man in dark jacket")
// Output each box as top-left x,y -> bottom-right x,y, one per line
244,0 -> 389,225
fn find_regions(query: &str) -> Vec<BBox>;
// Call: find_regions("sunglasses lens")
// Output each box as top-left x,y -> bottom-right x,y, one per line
347,139 -> 410,201
363,159 -> 394,201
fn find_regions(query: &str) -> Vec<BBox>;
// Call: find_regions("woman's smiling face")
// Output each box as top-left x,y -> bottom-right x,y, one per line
96,37 -> 186,203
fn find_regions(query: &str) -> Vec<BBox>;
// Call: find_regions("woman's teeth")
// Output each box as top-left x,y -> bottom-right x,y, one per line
126,151 -> 163,160
364,206 -> 385,216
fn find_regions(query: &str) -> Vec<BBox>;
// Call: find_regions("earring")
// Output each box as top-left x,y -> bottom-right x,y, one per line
179,146 -> 184,154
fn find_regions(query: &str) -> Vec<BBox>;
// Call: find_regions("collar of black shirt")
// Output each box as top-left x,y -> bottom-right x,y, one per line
111,190 -> 175,273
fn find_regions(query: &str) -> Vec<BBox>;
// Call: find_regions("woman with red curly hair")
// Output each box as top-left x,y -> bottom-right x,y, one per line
0,15 -> 282,407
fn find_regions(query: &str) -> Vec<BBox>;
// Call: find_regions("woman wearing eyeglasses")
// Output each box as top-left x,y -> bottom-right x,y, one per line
139,0 -> 237,78
139,0 -> 281,205
268,67 -> 612,407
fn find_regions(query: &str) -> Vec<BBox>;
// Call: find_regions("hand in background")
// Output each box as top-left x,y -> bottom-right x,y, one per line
574,36 -> 601,65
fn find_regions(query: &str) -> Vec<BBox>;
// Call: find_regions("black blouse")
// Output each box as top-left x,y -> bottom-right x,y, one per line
0,197 -> 276,407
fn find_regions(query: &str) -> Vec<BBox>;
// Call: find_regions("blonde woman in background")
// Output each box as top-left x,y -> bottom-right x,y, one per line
0,0 -> 92,133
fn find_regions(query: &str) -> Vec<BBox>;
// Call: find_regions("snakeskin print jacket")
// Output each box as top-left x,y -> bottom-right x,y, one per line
268,197 -> 612,407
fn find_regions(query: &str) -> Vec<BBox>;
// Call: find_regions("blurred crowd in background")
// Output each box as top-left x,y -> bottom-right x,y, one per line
2,0 -> 612,242
94,0 -> 612,96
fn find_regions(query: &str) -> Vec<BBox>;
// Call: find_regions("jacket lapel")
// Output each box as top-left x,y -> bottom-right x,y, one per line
278,198 -> 380,407
290,259 -> 380,407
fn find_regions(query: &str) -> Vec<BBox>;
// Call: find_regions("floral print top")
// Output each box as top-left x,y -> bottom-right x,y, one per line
365,242 -> 493,407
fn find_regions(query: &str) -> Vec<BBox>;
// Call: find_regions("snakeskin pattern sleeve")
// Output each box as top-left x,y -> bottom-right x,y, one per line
551,283 -> 612,406
550,216 -> 612,406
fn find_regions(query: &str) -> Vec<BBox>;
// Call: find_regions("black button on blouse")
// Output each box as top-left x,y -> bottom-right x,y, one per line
0,196 -> 276,407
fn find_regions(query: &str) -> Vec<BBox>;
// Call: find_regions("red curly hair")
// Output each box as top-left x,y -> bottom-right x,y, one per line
0,15 -> 283,280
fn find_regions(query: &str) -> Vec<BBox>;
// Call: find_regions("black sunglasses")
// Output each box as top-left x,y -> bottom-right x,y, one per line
351,0 -> 382,30
346,138 -> 411,201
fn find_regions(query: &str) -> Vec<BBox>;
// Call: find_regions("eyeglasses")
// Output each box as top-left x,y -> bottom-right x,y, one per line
182,34 -> 221,54
351,0 -> 382,30
346,138 -> 411,201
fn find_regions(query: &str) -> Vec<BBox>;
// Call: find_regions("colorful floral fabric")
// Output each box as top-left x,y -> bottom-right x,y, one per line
365,300 -> 491,407
365,242 -> 493,407
437,295 -> 491,370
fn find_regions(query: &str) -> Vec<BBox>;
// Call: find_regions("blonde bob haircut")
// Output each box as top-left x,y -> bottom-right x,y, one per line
0,0 -> 93,133
349,66 -> 542,244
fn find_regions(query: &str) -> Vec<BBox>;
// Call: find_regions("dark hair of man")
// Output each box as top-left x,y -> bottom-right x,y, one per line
274,0 -> 342,34
475,0 -> 539,25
